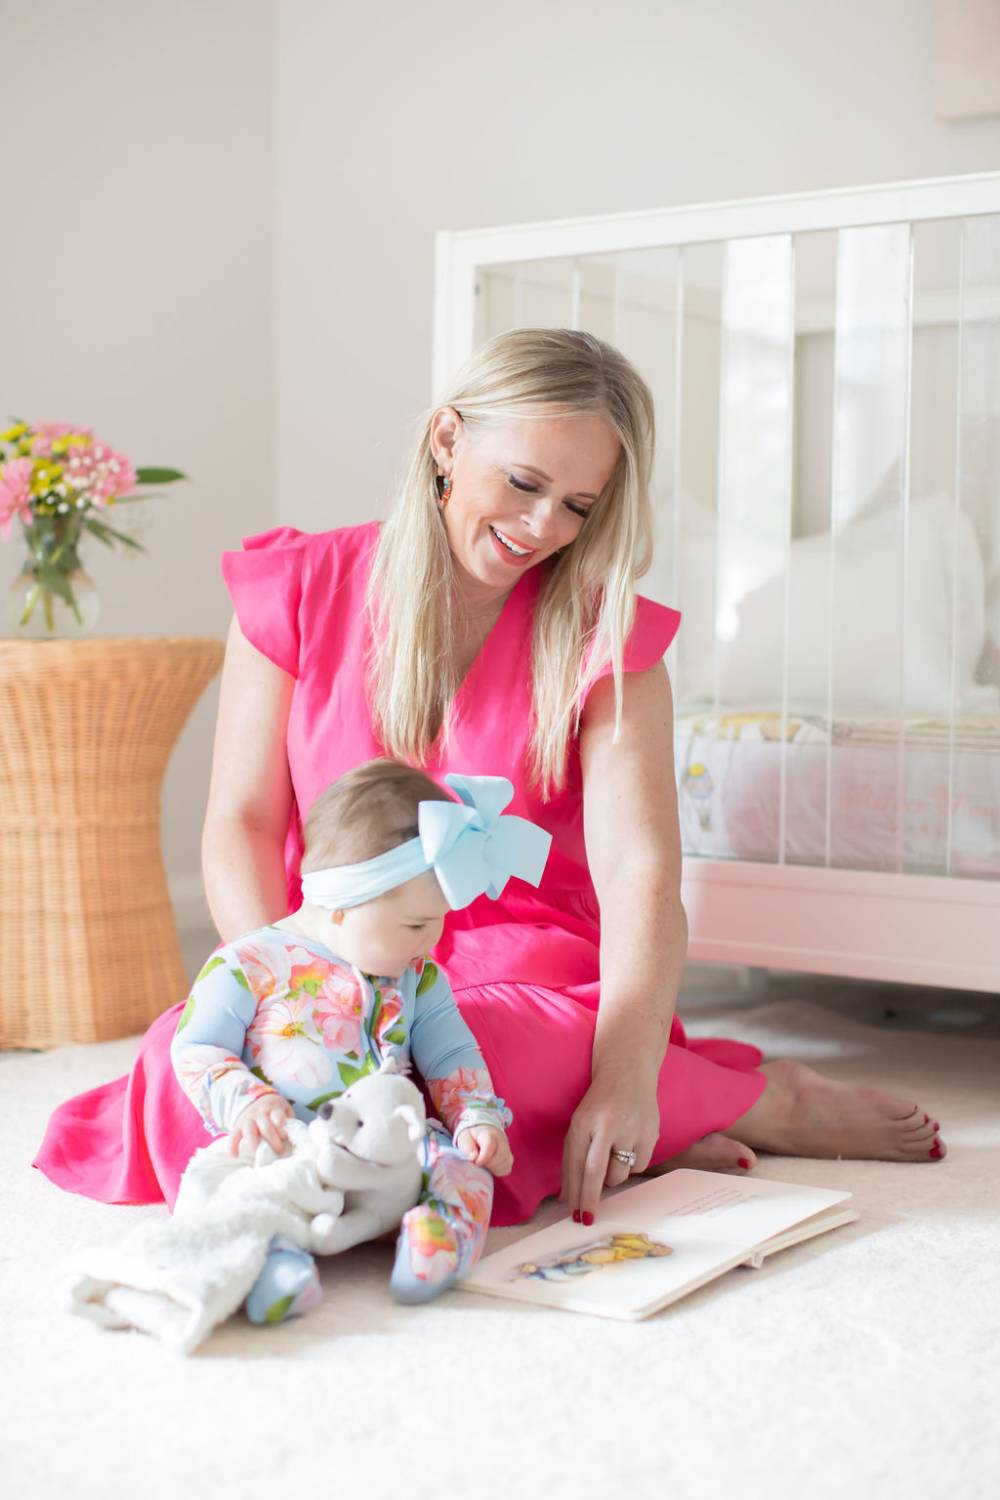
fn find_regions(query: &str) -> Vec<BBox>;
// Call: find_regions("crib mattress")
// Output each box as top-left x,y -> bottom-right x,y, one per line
675,709 -> 1000,877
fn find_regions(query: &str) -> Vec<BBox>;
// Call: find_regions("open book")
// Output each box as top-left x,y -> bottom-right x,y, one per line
459,1170 -> 858,1321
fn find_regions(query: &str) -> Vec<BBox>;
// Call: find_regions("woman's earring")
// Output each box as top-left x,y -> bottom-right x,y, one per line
440,475 -> 452,505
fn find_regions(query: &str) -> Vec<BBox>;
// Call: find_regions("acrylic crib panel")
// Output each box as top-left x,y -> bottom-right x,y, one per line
435,176 -> 1000,988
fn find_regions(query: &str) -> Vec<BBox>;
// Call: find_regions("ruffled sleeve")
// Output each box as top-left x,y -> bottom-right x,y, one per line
584,595 -> 681,699
220,527 -> 310,678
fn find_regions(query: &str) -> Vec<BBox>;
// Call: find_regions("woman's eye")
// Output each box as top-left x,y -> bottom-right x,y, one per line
566,502 -> 590,519
507,474 -> 538,493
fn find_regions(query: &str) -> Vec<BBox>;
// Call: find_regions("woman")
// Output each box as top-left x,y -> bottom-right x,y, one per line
36,329 -> 944,1227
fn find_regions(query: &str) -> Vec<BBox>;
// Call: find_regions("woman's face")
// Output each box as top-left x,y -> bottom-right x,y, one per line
431,410 -> 621,597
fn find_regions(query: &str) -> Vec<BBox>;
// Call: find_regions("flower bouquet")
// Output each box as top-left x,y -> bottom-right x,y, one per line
0,420 -> 186,638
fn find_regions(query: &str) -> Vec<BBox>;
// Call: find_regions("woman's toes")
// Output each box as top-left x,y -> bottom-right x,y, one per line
901,1114 -> 937,1141
898,1130 -> 945,1161
655,1132 -> 758,1176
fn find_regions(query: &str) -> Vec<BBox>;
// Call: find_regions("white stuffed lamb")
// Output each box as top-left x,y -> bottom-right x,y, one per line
174,1056 -> 427,1256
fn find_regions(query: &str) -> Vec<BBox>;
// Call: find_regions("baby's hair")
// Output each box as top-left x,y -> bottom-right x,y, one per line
302,758 -> 453,873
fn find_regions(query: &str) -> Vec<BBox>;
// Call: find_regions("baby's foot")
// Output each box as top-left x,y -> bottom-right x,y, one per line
649,1132 -> 758,1176
740,1060 -> 946,1163
245,1237 -> 322,1326
390,1204 -> 461,1305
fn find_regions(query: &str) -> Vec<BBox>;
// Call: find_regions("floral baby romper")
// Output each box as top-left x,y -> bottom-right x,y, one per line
172,925 -> 509,1317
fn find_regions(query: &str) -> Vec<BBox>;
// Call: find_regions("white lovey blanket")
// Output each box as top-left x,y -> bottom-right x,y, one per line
62,1196 -> 314,1357
62,1065 -> 427,1356
62,1138 -> 348,1356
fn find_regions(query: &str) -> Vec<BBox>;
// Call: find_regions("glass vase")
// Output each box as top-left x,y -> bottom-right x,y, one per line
7,514 -> 101,639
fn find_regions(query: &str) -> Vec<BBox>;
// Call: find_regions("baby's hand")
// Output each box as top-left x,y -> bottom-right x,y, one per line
456,1124 -> 513,1177
229,1095 -> 295,1158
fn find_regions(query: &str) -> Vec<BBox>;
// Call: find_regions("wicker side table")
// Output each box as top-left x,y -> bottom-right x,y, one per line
0,637 -> 224,1048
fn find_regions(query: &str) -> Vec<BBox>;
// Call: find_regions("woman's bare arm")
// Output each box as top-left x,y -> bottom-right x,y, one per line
560,660 -> 688,1217
201,615 -> 295,942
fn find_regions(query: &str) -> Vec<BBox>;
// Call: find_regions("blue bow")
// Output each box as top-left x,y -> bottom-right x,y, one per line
419,774 -> 552,909
300,773 -> 551,912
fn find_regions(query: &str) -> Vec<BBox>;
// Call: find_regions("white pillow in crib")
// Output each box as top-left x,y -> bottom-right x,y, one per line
644,493 -> 780,702
717,492 -> 996,712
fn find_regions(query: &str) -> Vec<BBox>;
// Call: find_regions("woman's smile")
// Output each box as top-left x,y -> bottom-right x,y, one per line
487,523 -> 538,566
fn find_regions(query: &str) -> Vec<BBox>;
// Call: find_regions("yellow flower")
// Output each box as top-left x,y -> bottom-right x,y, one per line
65,433 -> 91,448
30,461 -> 64,496
0,423 -> 28,443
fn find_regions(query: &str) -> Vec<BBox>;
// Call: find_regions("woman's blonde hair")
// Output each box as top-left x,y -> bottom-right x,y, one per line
367,328 -> 655,796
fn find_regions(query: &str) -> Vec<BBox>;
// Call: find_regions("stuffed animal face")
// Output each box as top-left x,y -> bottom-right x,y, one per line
314,1061 -> 426,1170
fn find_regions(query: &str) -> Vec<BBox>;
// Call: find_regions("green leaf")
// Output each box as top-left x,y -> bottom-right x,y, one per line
383,1027 -> 406,1045
110,491 -> 163,504
305,1088 -> 341,1112
232,967 -> 251,991
337,1057 -> 376,1089
134,466 -> 187,485
250,1065 -> 275,1088
415,961 -> 438,997
264,1294 -> 295,1325
194,954 -> 226,985
301,977 -> 320,997
84,517 -> 145,552
176,994 -> 196,1032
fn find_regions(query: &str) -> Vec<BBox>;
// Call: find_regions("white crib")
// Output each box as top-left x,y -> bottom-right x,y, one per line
433,174 -> 1000,994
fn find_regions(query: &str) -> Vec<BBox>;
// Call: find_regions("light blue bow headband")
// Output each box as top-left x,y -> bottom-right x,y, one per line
300,773 -> 552,912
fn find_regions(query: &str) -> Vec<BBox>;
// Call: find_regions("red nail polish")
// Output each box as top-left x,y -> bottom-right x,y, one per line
933,1122 -> 940,1132
929,1141 -> 943,1160
738,1158 -> 752,1170
582,1211 -> 594,1226
572,1210 -> 581,1223
923,1114 -> 929,1124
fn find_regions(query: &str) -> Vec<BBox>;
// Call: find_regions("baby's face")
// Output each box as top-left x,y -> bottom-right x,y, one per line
333,870 -> 450,979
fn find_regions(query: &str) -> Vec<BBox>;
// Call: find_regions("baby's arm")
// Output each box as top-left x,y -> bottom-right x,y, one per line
408,961 -> 513,1175
170,949 -> 288,1146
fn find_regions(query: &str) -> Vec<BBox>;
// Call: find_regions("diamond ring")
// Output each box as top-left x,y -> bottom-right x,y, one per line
611,1147 -> 637,1168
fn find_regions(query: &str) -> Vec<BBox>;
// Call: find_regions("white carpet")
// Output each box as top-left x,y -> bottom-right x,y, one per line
3,991 -> 999,1500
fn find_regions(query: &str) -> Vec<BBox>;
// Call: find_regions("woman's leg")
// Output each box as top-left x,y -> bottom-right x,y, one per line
721,1058 -> 945,1162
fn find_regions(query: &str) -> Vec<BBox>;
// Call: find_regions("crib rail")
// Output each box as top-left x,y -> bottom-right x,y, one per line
434,174 -> 1000,885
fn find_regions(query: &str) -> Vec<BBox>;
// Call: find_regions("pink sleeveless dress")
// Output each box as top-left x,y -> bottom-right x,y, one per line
35,523 -> 765,1226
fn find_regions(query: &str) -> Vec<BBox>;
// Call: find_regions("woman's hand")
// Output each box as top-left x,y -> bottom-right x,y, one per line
560,1064 -> 660,1223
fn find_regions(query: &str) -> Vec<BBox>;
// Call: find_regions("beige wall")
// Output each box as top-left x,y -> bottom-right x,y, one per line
2,0 -> 274,939
7,0 -> 1000,943
275,0 -> 1000,537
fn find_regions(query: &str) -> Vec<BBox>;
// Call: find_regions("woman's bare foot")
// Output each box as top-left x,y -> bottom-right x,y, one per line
730,1059 -> 946,1163
648,1131 -> 758,1176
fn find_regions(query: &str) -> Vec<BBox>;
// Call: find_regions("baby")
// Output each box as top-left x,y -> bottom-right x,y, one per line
171,758 -> 550,1323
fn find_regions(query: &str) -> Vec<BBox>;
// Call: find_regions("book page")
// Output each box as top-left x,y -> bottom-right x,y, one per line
460,1170 -> 854,1321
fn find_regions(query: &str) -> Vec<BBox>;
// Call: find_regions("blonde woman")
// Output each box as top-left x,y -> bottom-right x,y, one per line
36,330 -> 945,1227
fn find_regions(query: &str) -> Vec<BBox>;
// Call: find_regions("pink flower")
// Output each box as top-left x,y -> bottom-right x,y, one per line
246,994 -> 330,1089
232,940 -> 293,1002
427,1066 -> 495,1127
30,422 -> 92,459
0,458 -> 34,540
374,985 -> 404,1050
313,969 -> 366,1053
64,441 -> 136,508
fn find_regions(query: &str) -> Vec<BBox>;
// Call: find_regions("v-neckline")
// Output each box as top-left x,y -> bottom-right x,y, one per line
451,563 -> 541,710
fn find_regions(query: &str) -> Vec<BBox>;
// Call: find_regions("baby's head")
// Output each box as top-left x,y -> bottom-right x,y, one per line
302,760 -> 454,978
